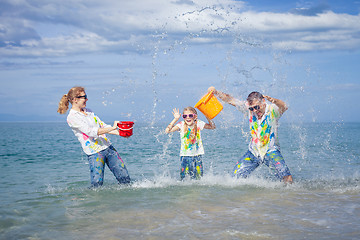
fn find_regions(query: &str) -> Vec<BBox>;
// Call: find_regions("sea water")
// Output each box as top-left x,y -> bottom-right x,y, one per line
0,122 -> 359,239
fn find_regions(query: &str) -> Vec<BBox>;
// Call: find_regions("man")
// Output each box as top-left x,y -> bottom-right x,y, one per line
208,87 -> 293,184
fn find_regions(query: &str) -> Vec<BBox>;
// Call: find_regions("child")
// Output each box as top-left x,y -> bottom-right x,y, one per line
165,107 -> 216,180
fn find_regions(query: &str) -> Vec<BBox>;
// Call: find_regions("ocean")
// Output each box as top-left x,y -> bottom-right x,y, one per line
0,121 -> 359,239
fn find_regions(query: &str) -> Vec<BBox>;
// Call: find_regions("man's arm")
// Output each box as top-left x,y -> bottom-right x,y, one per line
208,86 -> 238,106
263,95 -> 288,114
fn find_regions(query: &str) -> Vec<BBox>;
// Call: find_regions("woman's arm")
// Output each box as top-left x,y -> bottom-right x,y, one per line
98,121 -> 120,135
165,108 -> 181,133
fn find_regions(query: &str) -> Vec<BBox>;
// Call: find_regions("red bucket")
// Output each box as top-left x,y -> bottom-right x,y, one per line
117,121 -> 134,137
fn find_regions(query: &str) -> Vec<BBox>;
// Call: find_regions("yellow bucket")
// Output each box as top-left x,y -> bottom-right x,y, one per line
194,91 -> 223,119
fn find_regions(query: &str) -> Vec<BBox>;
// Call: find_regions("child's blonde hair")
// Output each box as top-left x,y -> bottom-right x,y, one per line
183,106 -> 198,141
57,86 -> 85,114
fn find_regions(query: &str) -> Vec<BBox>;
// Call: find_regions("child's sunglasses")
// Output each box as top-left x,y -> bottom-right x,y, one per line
248,105 -> 260,111
183,114 -> 195,119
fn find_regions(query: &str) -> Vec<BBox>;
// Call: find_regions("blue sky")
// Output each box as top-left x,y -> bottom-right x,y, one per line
1,0 -> 360,123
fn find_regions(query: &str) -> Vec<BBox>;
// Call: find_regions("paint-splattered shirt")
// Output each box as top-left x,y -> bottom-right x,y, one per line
67,108 -> 112,155
235,101 -> 282,159
176,120 -> 206,156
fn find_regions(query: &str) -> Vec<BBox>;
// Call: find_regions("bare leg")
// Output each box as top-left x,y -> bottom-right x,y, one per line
283,175 -> 293,184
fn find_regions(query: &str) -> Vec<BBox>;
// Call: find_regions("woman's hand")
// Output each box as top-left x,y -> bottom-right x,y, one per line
113,121 -> 120,130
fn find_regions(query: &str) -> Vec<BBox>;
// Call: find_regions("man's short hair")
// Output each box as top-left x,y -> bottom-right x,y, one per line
247,91 -> 264,104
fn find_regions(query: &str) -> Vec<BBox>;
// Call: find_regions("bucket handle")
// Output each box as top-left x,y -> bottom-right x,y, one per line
118,126 -> 134,130
202,91 -> 214,104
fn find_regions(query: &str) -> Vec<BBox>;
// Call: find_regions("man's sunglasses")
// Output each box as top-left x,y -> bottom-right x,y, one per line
248,105 -> 260,111
76,95 -> 87,99
183,114 -> 195,119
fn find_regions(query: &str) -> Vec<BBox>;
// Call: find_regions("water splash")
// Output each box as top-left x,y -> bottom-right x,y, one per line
97,3 -> 337,186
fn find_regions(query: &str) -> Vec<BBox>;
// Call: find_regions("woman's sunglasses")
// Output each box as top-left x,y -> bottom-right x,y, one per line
248,105 -> 260,111
76,94 -> 87,99
183,114 -> 195,119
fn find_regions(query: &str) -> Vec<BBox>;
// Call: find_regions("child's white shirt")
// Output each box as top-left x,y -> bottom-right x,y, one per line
176,120 -> 206,156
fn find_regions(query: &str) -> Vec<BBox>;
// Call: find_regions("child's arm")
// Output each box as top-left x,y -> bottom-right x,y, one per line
165,108 -> 181,133
204,116 -> 216,129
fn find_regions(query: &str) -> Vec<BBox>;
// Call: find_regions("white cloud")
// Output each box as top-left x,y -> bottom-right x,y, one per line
0,31 -> 146,57
325,83 -> 360,91
1,0 -> 360,57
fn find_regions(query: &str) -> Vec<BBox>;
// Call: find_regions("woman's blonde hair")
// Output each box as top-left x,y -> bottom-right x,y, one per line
183,106 -> 198,141
57,86 -> 85,114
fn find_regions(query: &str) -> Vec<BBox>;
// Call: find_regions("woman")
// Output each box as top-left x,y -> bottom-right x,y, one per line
57,86 -> 131,187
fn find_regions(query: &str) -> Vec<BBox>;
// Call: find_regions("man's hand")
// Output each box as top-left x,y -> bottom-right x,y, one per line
264,95 -> 288,114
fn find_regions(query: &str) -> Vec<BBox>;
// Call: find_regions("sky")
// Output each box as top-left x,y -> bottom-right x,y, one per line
1,0 -> 360,124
